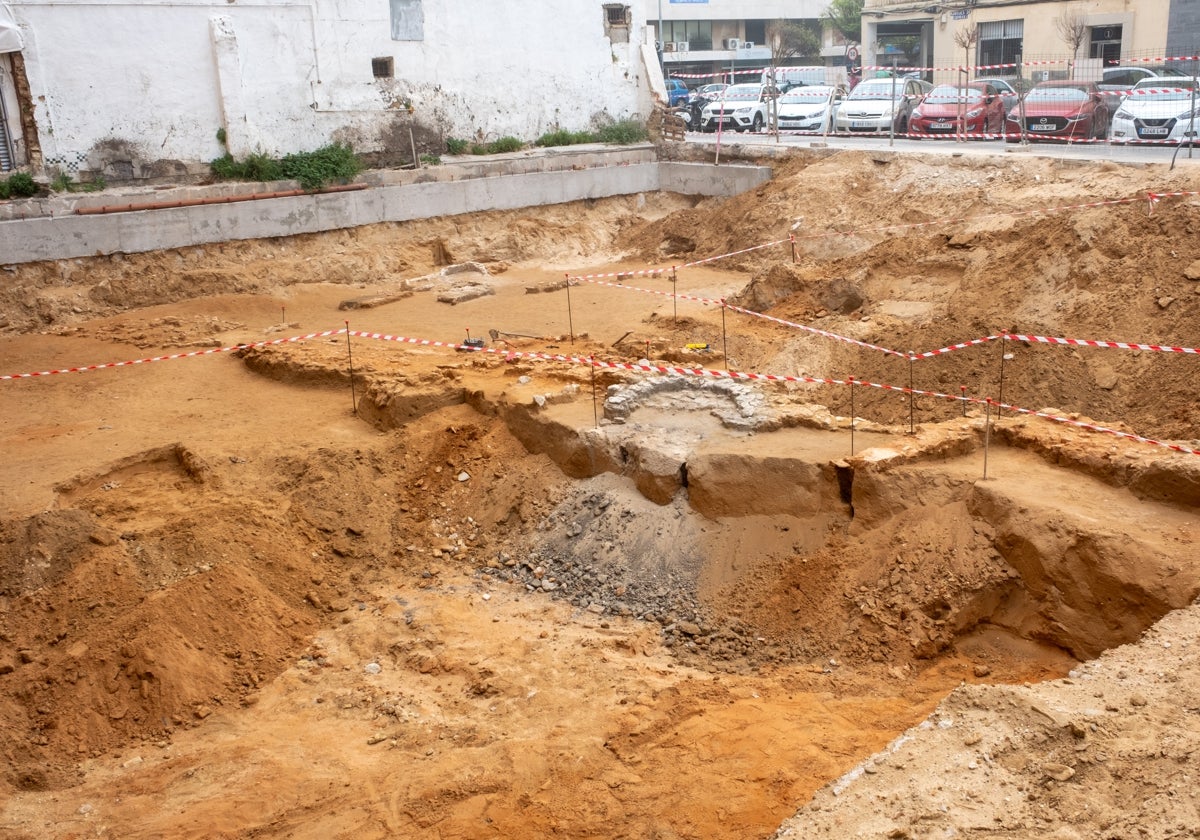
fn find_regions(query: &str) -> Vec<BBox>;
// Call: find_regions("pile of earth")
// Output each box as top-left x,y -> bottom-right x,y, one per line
0,147 -> 1197,839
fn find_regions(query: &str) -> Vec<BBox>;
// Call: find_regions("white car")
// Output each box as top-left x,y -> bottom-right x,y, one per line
775,86 -> 844,132
1110,78 -> 1200,143
834,77 -> 928,133
700,83 -> 771,133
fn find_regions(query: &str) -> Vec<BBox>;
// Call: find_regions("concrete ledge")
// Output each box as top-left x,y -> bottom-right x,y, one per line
0,157 -> 772,265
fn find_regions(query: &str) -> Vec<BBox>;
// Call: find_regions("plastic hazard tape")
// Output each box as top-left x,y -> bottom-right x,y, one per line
998,402 -> 1198,456
347,330 -> 1198,458
1003,332 -> 1199,356
0,328 -> 345,381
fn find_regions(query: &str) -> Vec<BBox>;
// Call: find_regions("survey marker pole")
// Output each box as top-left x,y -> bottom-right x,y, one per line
565,274 -> 575,344
849,376 -> 856,456
344,320 -> 357,415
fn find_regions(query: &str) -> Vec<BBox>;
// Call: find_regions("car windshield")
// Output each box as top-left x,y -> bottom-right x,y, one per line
1026,85 -> 1090,102
1127,79 -> 1199,101
700,85 -> 727,95
847,81 -> 904,101
780,90 -> 832,104
721,85 -> 762,100
924,85 -> 984,104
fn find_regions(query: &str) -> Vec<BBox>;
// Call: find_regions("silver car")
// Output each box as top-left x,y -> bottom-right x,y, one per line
834,77 -> 928,133
1110,78 -> 1200,144
775,86 -> 844,132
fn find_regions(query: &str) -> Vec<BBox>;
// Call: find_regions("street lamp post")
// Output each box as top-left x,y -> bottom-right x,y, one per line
658,0 -> 664,70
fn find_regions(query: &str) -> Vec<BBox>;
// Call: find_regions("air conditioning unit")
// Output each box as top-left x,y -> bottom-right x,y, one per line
743,41 -> 755,49
676,41 -> 689,51
725,38 -> 740,49
662,42 -> 676,52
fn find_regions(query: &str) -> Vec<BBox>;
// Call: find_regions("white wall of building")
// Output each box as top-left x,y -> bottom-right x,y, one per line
651,0 -> 827,22
7,0 -> 653,178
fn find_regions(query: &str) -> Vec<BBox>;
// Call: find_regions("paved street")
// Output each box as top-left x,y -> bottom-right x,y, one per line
684,129 -> 1200,167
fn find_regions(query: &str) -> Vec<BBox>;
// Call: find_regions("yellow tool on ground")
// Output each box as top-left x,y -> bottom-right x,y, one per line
686,343 -> 710,351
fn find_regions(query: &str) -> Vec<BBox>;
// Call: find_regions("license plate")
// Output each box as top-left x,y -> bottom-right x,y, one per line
850,120 -> 874,128
1028,123 -> 1057,131
1141,126 -> 1169,135
930,122 -> 953,129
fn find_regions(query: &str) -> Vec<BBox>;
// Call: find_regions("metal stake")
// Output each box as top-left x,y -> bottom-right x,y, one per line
590,356 -> 598,428
565,273 -> 575,343
720,299 -> 728,371
671,266 -> 678,324
790,234 -> 797,264
344,320 -> 357,415
983,397 -> 993,479
907,352 -> 915,434
960,385 -> 967,417
849,375 -> 856,456
997,333 -> 1008,418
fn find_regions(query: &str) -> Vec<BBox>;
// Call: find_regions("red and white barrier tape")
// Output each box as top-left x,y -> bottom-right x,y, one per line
0,328 -> 345,381
4,324 -> 1195,457
1003,332 -> 1198,355
348,330 -> 1198,457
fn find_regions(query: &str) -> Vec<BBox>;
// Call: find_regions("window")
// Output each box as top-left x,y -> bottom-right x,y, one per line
389,0 -> 423,42
663,20 -> 713,51
978,19 -> 1023,68
371,57 -> 394,78
604,4 -> 629,26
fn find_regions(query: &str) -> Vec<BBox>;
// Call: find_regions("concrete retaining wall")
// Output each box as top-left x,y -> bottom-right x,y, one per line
0,152 -> 771,265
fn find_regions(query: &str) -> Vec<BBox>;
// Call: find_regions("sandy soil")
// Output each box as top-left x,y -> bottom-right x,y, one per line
0,147 -> 1198,839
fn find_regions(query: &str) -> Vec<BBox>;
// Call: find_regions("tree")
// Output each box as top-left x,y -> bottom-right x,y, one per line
822,0 -> 865,44
953,23 -> 980,139
1055,5 -> 1088,71
765,21 -> 822,136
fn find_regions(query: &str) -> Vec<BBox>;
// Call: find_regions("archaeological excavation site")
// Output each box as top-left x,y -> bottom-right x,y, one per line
1,145 -> 1199,839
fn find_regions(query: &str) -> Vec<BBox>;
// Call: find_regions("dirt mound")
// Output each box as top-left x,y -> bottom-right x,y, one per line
1,148 -> 1198,838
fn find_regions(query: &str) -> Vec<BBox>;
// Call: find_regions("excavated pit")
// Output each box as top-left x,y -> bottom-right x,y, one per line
2,149 -> 1199,838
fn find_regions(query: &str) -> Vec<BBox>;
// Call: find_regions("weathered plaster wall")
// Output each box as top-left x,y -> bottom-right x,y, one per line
7,0 -> 653,178
0,156 -> 772,263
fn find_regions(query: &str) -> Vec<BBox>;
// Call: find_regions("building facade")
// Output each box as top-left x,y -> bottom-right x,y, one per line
650,0 -> 856,82
862,0 -> 1197,83
0,0 -> 655,180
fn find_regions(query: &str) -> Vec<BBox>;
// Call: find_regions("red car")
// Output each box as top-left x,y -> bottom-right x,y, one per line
1005,80 -> 1110,142
909,83 -> 1007,136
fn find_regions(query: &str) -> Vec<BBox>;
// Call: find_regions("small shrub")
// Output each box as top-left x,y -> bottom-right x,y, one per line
209,143 -> 361,191
419,154 -> 441,166
534,129 -> 598,147
1,171 -> 38,199
486,136 -> 524,154
446,137 -> 470,155
470,143 -> 489,155
596,119 -> 648,145
240,152 -> 284,184
280,142 -> 361,191
51,172 -> 73,193
210,153 -> 240,181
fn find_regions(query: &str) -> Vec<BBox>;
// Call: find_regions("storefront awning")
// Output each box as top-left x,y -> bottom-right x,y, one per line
0,4 -> 24,53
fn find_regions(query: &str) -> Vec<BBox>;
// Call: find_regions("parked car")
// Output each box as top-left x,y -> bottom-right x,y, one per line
972,76 -> 1023,113
665,78 -> 690,107
775,85 -> 844,132
1098,65 -> 1189,94
1005,80 -> 1110,142
699,83 -> 772,132
833,76 -> 927,134
689,83 -> 728,105
1110,77 -> 1200,144
910,83 -> 1007,136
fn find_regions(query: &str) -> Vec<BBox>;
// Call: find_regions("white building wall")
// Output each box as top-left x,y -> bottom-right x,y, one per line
652,0 -> 827,22
7,0 -> 653,178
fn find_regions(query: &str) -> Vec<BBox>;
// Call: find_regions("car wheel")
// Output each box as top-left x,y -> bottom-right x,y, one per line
752,113 -> 764,133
